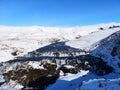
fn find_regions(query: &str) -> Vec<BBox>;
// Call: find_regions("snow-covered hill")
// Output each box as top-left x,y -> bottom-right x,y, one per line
66,26 -> 120,50
46,30 -> 120,90
91,31 -> 120,73
0,23 -> 120,90
0,23 -> 119,62
0,25 -> 100,62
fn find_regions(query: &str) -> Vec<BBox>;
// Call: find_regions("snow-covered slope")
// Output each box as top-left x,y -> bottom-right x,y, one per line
0,23 -> 120,62
46,71 -> 119,90
46,73 -> 120,90
66,27 -> 120,50
91,31 -> 120,73
0,23 -> 120,90
0,25 -> 100,62
46,28 -> 120,90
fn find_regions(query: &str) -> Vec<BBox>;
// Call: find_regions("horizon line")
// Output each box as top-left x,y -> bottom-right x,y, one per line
0,22 -> 120,28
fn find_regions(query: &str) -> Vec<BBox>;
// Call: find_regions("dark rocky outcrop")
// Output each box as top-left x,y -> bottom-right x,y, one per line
91,59 -> 114,76
0,54 -> 114,89
3,63 -> 59,90
59,65 -> 78,74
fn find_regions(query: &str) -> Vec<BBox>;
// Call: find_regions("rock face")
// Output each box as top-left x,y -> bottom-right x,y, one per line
0,43 -> 115,89
3,62 -> 58,89
1,54 -> 114,88
0,54 -> 97,89
59,65 -> 78,74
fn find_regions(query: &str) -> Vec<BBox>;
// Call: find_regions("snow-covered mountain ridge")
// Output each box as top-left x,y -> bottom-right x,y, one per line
0,23 -> 120,90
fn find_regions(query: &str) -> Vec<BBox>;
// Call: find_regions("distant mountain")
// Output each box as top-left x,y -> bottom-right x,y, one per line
0,23 -> 120,62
